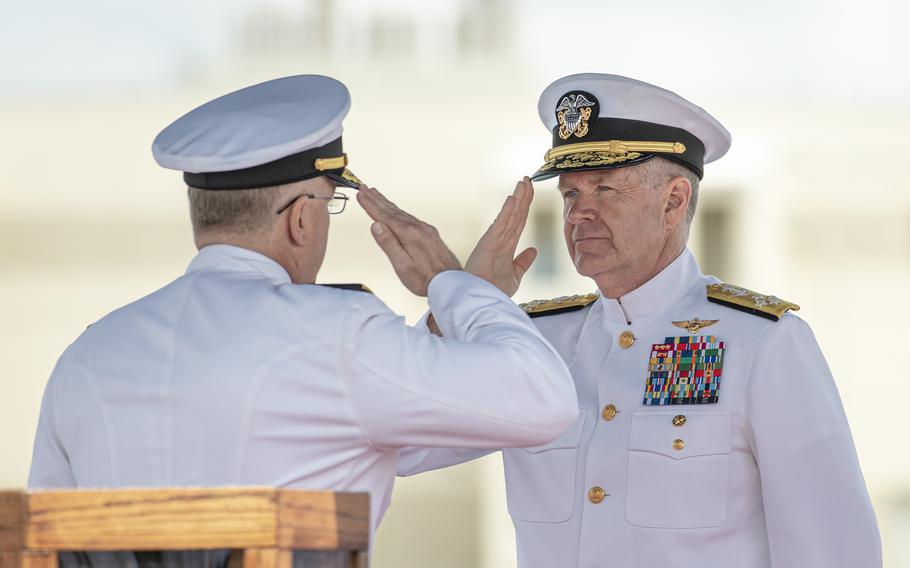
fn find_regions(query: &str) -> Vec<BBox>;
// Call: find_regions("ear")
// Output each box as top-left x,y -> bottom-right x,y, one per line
285,195 -> 310,247
661,176 -> 692,230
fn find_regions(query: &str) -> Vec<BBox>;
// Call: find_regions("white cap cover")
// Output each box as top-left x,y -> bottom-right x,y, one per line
152,75 -> 361,189
532,73 -> 731,180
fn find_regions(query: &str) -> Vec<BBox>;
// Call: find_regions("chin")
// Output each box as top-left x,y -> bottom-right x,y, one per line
573,254 -> 611,279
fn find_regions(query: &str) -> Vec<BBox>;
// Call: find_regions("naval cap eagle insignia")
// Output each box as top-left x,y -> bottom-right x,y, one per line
556,92 -> 597,140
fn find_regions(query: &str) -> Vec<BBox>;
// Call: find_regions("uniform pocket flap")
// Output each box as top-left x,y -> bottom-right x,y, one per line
628,411 -> 732,460
520,409 -> 586,453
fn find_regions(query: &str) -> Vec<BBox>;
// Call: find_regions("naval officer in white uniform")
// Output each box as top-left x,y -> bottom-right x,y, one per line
27,75 -> 579,545
400,74 -> 881,567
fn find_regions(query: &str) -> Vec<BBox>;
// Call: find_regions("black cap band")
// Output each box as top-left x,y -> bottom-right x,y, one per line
551,118 -> 705,178
531,116 -> 708,182
184,137 -> 346,190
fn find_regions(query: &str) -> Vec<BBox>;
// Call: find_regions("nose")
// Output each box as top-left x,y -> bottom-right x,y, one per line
566,194 -> 596,225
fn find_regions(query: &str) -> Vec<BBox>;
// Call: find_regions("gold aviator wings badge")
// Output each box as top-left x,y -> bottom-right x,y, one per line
672,318 -> 719,334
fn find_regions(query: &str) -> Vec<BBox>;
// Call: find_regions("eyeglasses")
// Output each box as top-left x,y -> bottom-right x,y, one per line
275,192 -> 349,215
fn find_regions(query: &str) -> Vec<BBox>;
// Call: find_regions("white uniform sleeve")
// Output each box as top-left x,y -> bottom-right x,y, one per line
396,447 -> 494,477
28,370 -> 77,488
746,315 -> 881,567
396,309 -> 502,476
342,270 -> 578,450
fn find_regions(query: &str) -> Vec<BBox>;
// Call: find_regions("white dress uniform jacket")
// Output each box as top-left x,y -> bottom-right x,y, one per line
28,244 -> 579,537
399,249 -> 881,567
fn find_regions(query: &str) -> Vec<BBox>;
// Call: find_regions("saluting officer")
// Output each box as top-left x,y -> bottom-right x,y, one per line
27,75 -> 579,546
400,73 -> 882,567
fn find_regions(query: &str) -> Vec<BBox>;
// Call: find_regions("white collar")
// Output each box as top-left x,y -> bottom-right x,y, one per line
185,244 -> 292,285
598,248 -> 703,324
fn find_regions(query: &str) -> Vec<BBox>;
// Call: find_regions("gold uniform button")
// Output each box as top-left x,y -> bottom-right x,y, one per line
618,331 -> 636,349
601,404 -> 618,422
588,486 -> 607,504
673,438 -> 686,451
672,415 -> 687,427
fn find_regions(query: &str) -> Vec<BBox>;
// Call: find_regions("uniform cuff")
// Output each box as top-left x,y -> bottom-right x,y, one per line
427,270 -> 516,339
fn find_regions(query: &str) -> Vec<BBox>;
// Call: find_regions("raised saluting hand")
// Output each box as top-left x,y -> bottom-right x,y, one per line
357,186 -> 462,297
465,177 -> 538,297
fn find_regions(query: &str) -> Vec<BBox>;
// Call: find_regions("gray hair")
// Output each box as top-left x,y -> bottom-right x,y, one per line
636,156 -> 701,224
187,181 -> 302,236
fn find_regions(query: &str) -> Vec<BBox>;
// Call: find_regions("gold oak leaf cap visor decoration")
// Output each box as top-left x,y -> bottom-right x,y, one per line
152,74 -> 363,190
531,73 -> 732,181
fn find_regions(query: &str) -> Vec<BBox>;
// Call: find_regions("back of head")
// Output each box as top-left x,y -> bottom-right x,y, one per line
152,74 -> 364,241
187,180 -> 305,240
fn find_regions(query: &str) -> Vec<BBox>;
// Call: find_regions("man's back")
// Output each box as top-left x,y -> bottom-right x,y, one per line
33,244 -> 375,486
30,245 -> 578,531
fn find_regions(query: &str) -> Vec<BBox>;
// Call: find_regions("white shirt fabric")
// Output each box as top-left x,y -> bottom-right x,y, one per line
399,249 -> 881,567
28,244 -> 578,538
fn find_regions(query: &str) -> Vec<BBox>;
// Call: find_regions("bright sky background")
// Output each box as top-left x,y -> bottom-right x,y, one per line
3,0 -> 908,103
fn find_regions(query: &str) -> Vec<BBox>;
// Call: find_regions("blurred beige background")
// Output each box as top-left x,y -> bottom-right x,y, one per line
2,0 -> 909,565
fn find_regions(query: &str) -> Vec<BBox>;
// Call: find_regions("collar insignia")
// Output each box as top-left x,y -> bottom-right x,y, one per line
556,92 -> 597,140
672,318 -> 719,334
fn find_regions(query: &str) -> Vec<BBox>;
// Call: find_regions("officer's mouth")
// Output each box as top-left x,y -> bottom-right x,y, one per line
574,237 -> 609,251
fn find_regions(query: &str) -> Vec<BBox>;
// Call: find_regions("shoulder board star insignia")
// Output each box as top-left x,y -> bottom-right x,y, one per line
706,283 -> 799,321
672,318 -> 719,334
520,293 -> 598,319
319,283 -> 374,294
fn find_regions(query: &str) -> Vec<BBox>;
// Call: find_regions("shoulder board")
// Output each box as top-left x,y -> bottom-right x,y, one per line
520,293 -> 598,319
319,283 -> 374,294
706,283 -> 799,322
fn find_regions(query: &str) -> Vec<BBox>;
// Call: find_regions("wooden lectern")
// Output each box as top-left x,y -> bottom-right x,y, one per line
0,487 -> 369,567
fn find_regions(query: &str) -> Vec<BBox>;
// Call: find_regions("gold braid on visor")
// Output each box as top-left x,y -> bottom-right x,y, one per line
544,141 -> 686,161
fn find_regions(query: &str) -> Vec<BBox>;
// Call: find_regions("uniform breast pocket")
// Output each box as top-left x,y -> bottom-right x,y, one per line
502,410 -> 586,523
625,410 -> 732,529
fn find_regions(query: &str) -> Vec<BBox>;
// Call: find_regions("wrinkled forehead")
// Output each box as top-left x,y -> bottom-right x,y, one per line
556,165 -> 642,190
